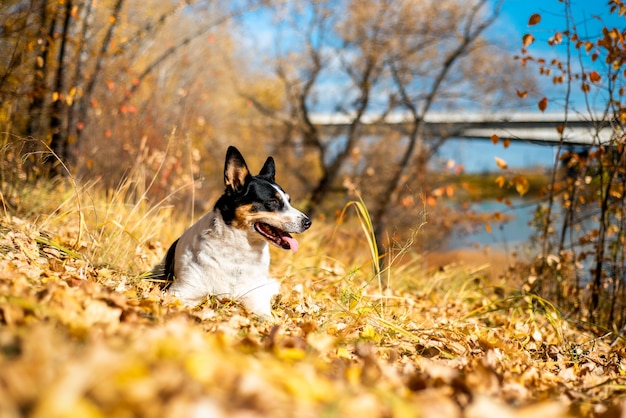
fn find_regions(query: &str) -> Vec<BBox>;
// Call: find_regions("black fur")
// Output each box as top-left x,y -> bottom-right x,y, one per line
162,238 -> 179,282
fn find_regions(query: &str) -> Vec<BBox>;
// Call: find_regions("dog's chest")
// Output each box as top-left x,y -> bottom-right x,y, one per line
171,211 -> 272,301
192,227 -> 270,278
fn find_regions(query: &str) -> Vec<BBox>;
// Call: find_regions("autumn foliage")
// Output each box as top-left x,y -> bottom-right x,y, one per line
2,0 -> 626,416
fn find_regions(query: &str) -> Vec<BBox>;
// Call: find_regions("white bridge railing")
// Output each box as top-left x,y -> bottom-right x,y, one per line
310,112 -> 617,145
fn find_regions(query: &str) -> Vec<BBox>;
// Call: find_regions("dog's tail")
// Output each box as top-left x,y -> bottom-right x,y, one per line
144,238 -> 179,289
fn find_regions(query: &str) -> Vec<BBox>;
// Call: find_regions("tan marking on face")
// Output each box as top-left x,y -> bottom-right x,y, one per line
232,204 -> 287,230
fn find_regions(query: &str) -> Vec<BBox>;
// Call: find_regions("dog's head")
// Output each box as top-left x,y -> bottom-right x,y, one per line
215,146 -> 312,252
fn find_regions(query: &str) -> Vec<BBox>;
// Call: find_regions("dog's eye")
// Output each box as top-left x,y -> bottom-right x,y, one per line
265,198 -> 281,210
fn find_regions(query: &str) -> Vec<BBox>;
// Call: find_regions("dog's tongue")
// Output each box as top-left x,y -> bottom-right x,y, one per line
283,235 -> 299,252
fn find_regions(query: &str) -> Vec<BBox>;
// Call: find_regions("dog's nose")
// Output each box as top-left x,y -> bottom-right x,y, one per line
302,217 -> 312,230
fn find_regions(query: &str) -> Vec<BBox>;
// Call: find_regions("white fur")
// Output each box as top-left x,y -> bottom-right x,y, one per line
167,210 -> 280,317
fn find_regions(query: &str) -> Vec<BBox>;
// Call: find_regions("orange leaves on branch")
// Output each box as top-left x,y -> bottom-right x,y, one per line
522,34 -> 535,48
538,97 -> 548,112
494,174 -> 530,196
528,14 -> 541,26
516,89 -> 528,98
491,135 -> 510,149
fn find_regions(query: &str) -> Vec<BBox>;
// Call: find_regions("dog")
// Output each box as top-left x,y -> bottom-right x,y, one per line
150,146 -> 311,317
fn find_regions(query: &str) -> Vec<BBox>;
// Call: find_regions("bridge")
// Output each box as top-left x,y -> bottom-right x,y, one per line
311,112 -> 616,146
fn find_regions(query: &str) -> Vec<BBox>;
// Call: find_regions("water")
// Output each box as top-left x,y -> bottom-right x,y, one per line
433,138 -> 556,173
435,138 -> 554,250
447,199 -> 537,251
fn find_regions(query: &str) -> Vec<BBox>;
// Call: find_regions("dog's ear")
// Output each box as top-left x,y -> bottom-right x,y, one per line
224,146 -> 251,193
258,156 -> 275,183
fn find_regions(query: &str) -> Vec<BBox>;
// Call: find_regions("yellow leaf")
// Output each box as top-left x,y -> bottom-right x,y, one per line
514,176 -> 530,196
337,347 -> 351,359
485,223 -> 492,234
345,365 -> 361,386
495,157 -> 508,170
276,347 -> 307,361
360,324 -> 380,342
495,175 -> 506,188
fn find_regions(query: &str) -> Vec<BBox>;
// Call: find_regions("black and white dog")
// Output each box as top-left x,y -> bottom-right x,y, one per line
151,146 -> 311,317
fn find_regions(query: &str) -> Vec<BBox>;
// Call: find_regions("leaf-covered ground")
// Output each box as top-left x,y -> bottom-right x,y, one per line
1,196 -> 626,417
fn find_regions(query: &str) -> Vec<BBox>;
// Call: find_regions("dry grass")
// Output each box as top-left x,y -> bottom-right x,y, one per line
1,175 -> 625,418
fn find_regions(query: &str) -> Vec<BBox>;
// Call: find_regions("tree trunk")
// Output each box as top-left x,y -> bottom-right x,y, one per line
76,0 -> 124,147
65,0 -> 95,165
47,0 -> 73,174
24,0 -> 56,177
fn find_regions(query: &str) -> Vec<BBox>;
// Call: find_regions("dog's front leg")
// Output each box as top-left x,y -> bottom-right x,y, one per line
240,279 -> 280,319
